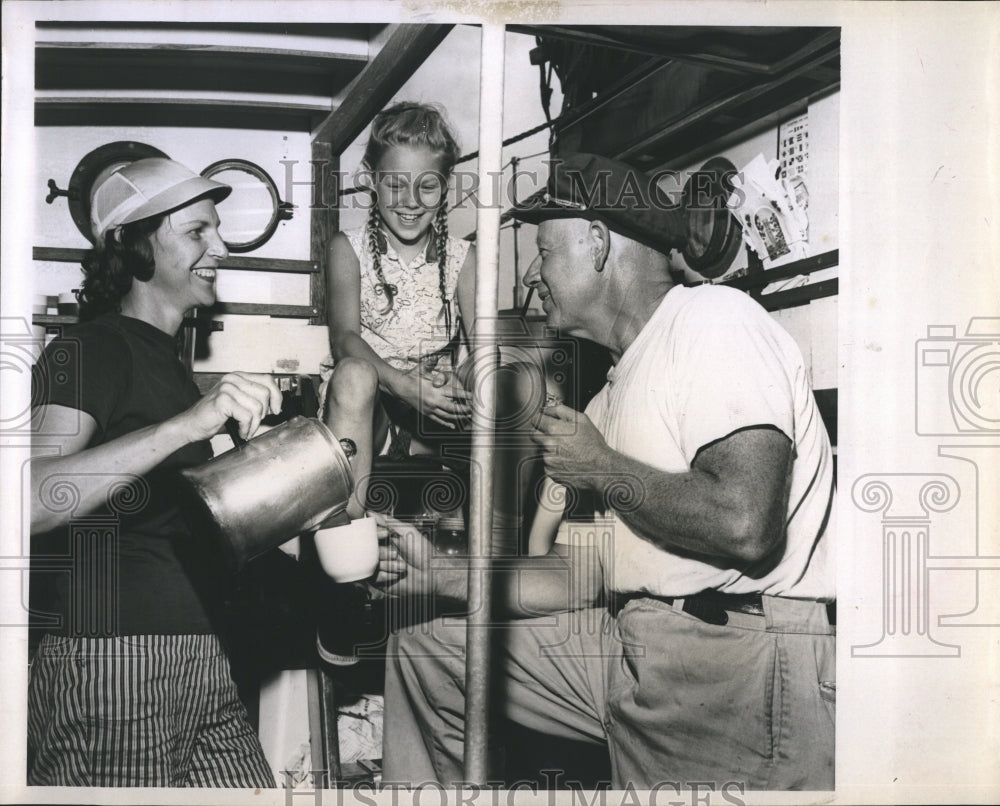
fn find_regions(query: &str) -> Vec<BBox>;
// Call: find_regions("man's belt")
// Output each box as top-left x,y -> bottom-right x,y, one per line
613,589 -> 836,627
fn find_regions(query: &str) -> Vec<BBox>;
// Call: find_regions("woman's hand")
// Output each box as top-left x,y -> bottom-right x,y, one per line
175,372 -> 283,442
30,373 -> 282,534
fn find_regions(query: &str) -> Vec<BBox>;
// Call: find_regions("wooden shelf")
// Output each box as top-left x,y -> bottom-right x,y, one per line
34,23 -> 378,133
721,249 -> 838,291
192,371 -> 318,395
36,41 -> 367,98
33,244 -> 320,321
32,314 -> 78,326
33,314 -> 225,330
33,247 -> 317,274
216,303 -> 318,318
717,248 -> 839,311
757,277 -> 838,311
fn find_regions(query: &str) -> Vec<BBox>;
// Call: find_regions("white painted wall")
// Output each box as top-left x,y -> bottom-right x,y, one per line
656,90 -> 841,389
35,128 -> 313,264
656,90 -> 841,279
32,29 -> 834,388
337,26 -> 560,311
34,125 -> 324,374
32,27 -> 558,377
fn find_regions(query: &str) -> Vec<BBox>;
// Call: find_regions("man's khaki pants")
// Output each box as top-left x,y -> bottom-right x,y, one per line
382,596 -> 835,791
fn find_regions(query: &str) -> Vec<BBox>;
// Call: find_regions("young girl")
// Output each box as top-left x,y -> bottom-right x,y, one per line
321,101 -> 476,457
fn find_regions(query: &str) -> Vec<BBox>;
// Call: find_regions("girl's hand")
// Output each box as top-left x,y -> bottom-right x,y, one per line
397,369 -> 472,429
174,372 -> 282,443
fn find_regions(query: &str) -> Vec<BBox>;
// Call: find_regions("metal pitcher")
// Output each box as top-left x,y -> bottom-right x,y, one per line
179,415 -> 354,573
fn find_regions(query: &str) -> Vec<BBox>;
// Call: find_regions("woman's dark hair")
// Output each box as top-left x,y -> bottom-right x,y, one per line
77,215 -> 164,321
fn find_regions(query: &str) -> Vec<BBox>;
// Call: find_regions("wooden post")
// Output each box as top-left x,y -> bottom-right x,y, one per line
310,142 -> 337,325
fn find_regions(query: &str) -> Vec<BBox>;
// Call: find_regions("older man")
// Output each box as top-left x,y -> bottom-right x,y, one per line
378,153 -> 835,791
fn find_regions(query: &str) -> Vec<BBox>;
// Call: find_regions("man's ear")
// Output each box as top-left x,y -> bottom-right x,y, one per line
589,220 -> 611,272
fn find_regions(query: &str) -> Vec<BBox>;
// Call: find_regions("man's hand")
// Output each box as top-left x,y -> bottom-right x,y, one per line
372,513 -> 427,592
372,512 -> 605,619
530,403 -> 613,493
371,513 -> 467,602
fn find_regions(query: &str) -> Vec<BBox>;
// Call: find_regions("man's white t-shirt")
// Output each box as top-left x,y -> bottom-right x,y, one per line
563,284 -> 834,601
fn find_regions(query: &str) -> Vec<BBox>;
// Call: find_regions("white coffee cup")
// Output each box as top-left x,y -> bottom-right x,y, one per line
57,291 -> 79,316
314,516 -> 379,583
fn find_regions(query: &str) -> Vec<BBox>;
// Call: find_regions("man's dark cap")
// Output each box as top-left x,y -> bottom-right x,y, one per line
510,152 -> 688,254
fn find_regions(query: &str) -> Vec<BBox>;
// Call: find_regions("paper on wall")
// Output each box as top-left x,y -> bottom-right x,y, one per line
779,112 -> 809,181
727,153 -> 810,268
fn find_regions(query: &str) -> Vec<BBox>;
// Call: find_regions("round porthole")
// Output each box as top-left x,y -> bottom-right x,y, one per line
681,157 -> 743,280
200,159 -> 293,253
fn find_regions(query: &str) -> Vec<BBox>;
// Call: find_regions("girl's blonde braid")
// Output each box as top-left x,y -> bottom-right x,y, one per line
367,204 -> 395,313
434,204 -> 452,336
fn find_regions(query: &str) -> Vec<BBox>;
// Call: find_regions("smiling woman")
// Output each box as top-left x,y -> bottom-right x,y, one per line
27,157 -> 289,788
78,158 -> 231,326
27,153 -> 382,788
135,199 -> 229,332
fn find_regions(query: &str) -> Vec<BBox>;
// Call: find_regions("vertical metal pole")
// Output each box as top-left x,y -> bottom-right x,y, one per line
510,155 -> 521,309
180,311 -> 197,375
465,22 -> 505,785
309,140 -> 344,788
